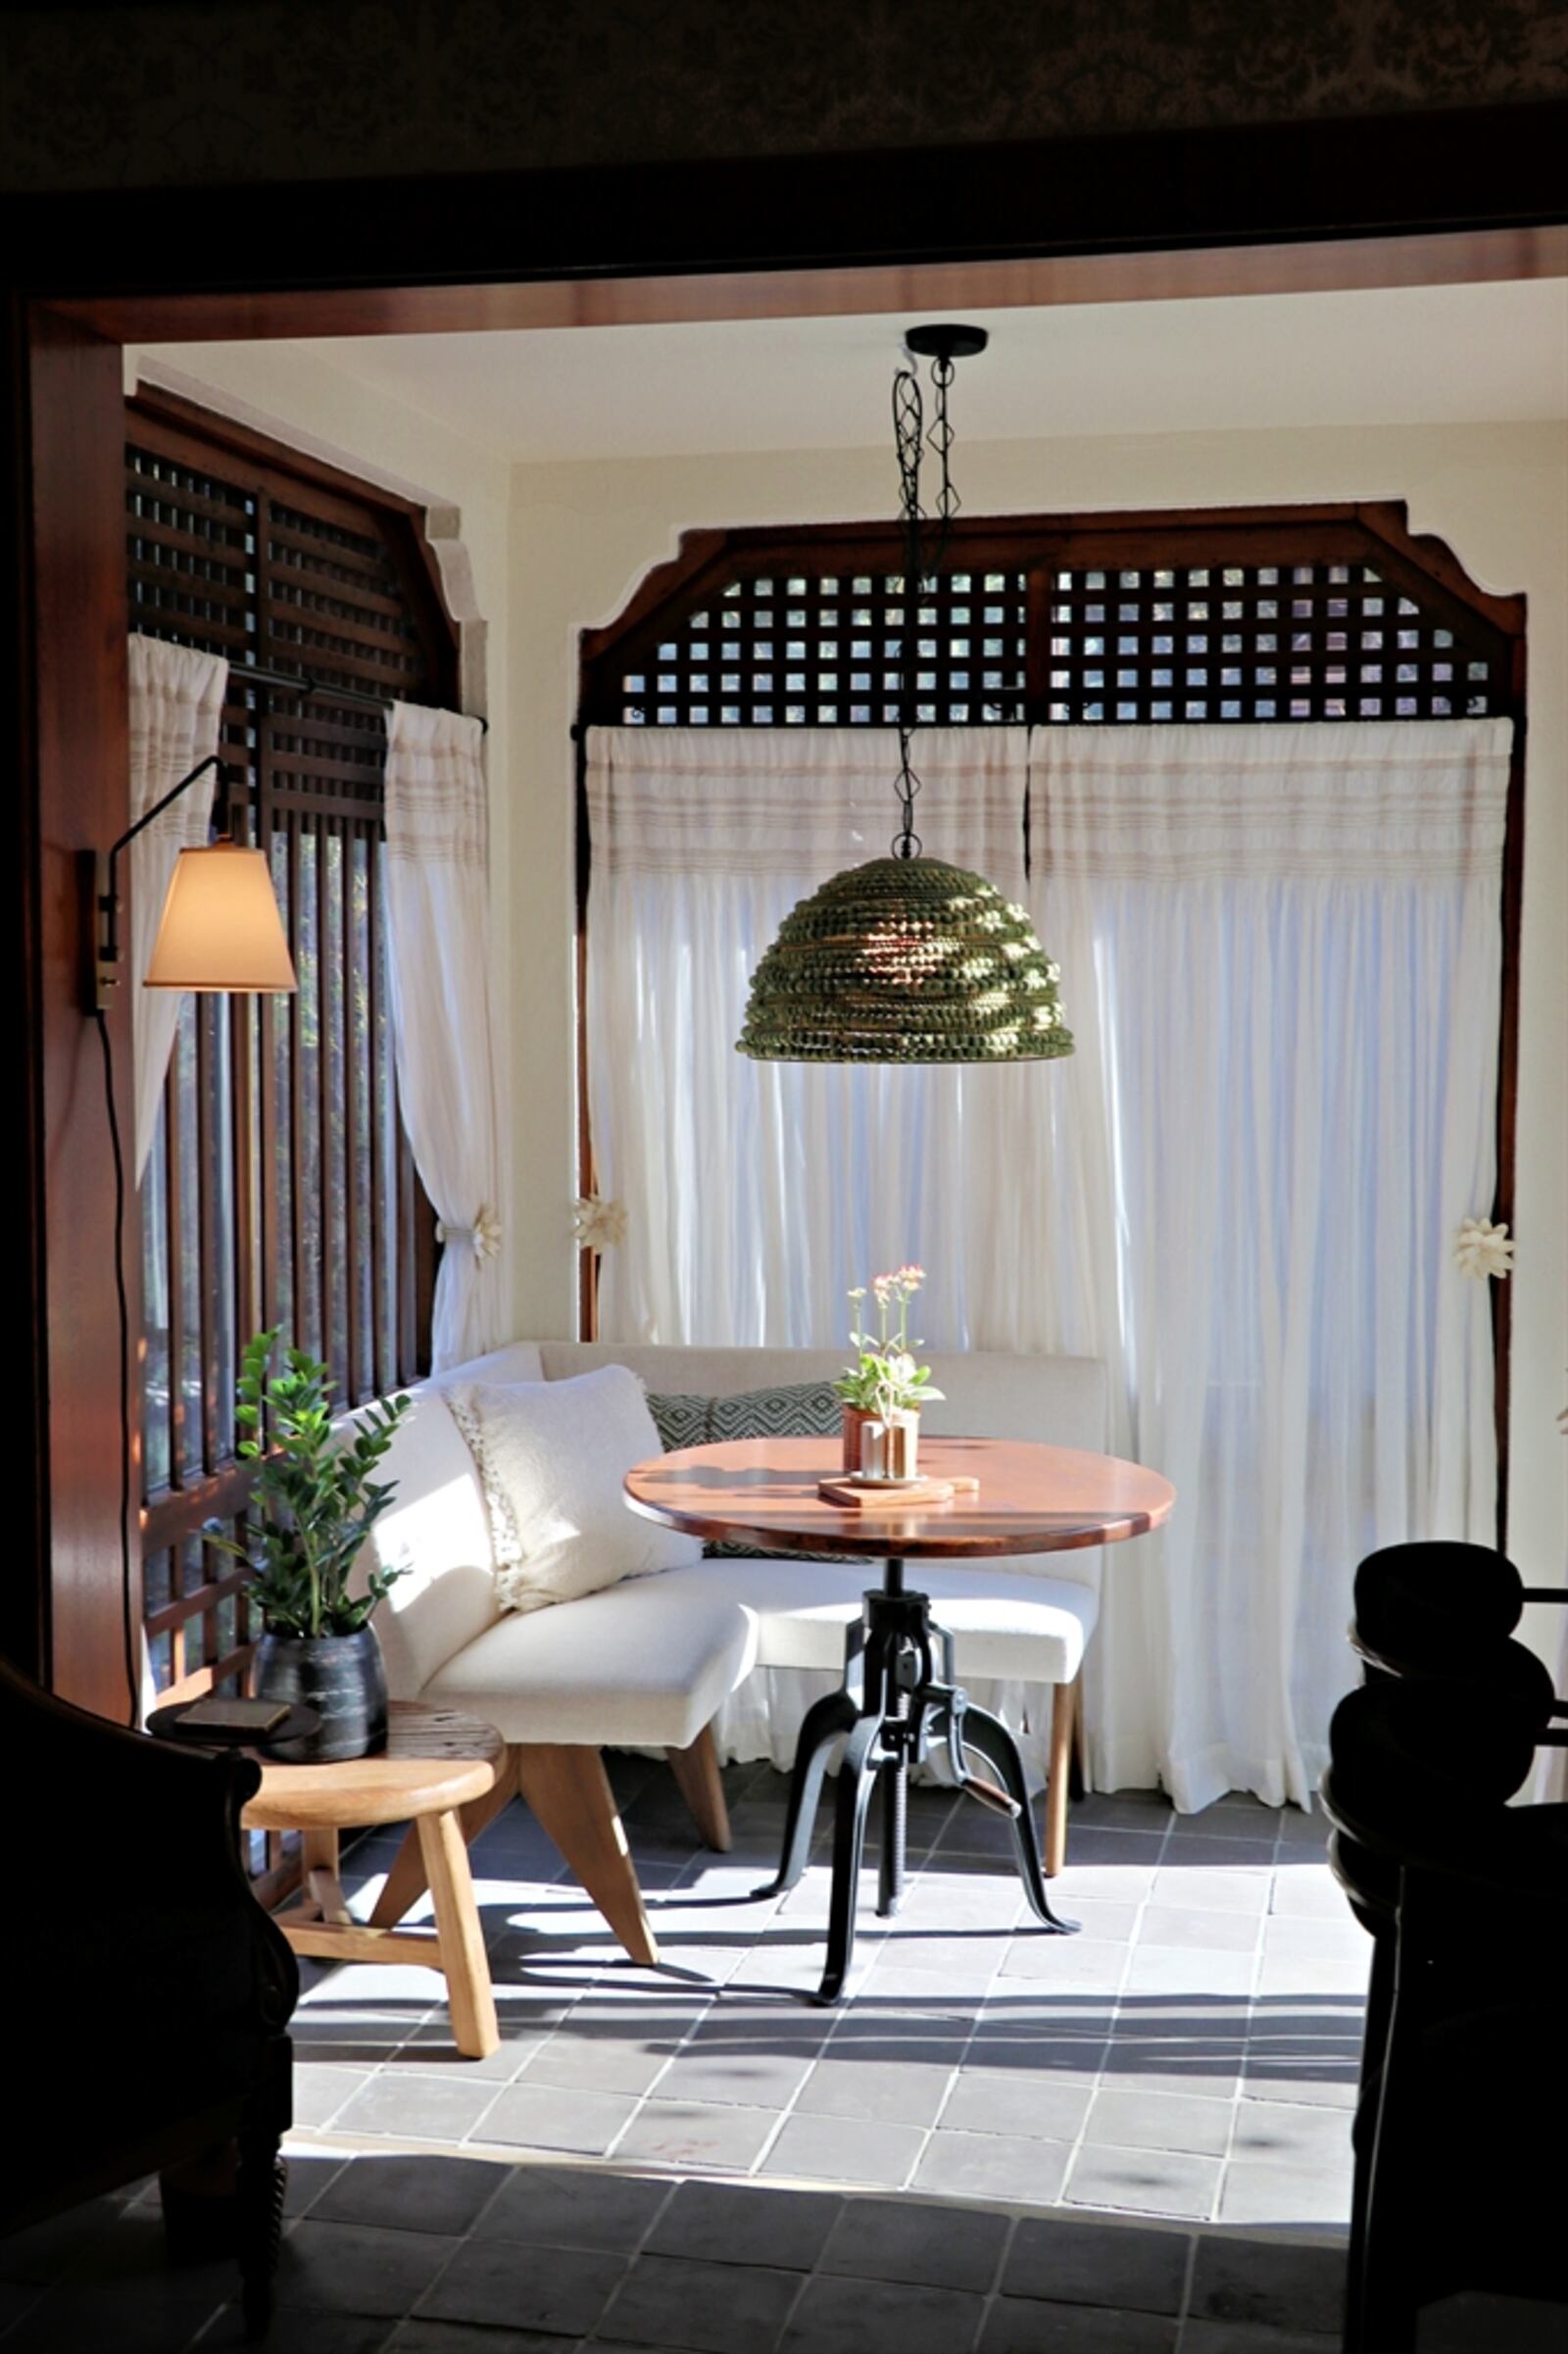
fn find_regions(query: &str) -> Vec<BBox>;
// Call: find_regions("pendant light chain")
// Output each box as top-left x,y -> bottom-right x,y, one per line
891,349 -> 964,860
736,319 -> 1074,1066
891,359 -> 926,860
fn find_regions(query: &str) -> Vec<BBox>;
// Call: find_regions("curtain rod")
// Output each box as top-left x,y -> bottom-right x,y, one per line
230,659 -> 488,734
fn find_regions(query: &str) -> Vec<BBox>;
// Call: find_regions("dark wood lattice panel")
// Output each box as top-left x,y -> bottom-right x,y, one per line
125,420 -> 444,1749
1042,562 -> 1494,722
618,569 -> 1030,728
128,441 -> 438,809
605,557 -> 1499,728
582,507 -> 1525,736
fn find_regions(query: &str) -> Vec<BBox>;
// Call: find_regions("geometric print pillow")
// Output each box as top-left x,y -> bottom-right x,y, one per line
645,1379 -> 853,1559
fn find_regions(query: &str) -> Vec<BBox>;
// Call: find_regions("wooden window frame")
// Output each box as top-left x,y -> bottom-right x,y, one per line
127,391 -> 458,1726
576,501 -> 1527,1536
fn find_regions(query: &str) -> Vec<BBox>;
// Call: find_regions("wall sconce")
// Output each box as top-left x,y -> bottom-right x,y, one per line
94,754 -> 298,1007
92,750 -> 297,1729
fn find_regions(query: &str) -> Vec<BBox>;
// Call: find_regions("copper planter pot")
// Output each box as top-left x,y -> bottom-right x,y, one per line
840,1405 -> 919,1479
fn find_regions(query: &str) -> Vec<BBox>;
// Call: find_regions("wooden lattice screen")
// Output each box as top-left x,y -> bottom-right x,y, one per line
125,400 -> 455,1880
580,506 -> 1520,730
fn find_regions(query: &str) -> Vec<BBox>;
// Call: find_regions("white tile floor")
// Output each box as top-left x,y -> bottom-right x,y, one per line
288,1761 -> 1364,2233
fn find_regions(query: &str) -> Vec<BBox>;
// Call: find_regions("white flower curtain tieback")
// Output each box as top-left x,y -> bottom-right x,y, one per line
572,1196 -> 627,1251
436,1205 -> 503,1263
1453,1215 -> 1515,1280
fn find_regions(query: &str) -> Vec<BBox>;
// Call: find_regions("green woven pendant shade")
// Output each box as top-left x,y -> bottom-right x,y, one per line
736,855 -> 1075,1064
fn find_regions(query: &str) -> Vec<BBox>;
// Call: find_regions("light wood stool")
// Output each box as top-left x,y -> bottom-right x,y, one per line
242,1701 -> 507,2060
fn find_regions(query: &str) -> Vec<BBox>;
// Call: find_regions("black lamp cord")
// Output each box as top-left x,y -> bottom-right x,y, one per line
92,1001 -> 140,1730
889,351 -> 961,860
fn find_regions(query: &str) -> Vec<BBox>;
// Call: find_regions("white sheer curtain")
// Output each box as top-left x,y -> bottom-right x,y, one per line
1029,720 -> 1510,1806
587,727 -> 1042,1349
128,634 -> 228,1179
384,703 -> 505,1371
588,725 -> 1070,1790
587,719 -> 1510,1806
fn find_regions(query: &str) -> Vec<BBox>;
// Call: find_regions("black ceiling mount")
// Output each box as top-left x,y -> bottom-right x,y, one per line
904,322 -> 990,363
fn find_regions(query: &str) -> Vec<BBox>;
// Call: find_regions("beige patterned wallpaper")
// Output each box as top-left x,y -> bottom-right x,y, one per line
0,0 -> 1564,193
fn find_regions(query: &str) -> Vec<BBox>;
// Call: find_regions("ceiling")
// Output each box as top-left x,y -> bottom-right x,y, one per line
278,280 -> 1568,465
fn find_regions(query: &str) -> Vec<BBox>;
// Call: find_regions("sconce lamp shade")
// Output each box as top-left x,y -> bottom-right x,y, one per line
143,841 -> 298,993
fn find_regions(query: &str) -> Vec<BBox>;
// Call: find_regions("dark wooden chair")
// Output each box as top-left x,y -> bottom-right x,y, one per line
1353,1540 -> 1568,1701
0,1654 -> 298,2335
1323,1674 -> 1568,2353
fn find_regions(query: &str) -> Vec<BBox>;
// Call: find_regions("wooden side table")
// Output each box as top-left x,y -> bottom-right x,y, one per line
241,1700 -> 506,2060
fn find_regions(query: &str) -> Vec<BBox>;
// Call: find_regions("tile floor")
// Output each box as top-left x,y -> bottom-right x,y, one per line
287,1760 -> 1366,2232
4,2152 -> 1559,2353
6,1766 -> 1560,2351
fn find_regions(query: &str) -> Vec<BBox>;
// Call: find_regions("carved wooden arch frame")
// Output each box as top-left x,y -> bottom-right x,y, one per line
576,499 -> 1527,1534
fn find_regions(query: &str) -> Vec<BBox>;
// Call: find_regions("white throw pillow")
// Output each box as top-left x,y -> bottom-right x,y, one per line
444,1364 -> 701,1615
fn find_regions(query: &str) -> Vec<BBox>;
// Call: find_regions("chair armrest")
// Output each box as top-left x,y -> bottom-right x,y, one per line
2,1655 -> 263,1911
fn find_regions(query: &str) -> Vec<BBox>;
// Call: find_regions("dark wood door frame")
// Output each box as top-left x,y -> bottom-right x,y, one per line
4,99 -> 1563,1715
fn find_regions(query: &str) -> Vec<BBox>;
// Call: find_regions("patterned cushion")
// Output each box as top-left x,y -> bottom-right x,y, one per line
645,1380 -> 854,1561
646,1378 -> 842,1453
645,1390 -> 712,1454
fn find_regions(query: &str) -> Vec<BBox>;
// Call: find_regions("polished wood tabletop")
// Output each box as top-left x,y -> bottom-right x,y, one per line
624,1435 -> 1174,1560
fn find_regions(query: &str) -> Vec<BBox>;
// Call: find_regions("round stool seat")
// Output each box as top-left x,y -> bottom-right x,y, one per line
241,1703 -> 505,1832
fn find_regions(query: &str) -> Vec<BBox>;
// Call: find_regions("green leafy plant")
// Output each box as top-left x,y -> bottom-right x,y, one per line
833,1265 -> 946,1420
206,1330 -> 414,1639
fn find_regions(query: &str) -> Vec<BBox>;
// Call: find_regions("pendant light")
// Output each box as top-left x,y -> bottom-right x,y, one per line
737,324 -> 1073,1065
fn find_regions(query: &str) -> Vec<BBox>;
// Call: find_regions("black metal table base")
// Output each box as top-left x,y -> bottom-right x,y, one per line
756,1557 -> 1078,2002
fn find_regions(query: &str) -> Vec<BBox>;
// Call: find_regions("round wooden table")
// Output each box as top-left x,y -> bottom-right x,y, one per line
626,1435 -> 1175,2002
241,1701 -> 506,2059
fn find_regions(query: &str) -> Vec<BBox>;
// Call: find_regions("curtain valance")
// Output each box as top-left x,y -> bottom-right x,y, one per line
1034,719 -> 1512,883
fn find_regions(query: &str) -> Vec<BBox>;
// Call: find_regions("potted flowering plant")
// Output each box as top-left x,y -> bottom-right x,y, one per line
833,1265 -> 945,1478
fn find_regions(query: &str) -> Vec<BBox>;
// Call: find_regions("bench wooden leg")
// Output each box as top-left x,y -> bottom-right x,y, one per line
665,1723 -> 732,1851
514,1741 -> 660,1968
416,1806 -> 501,2060
370,1749 -> 519,1931
1045,1674 -> 1081,1879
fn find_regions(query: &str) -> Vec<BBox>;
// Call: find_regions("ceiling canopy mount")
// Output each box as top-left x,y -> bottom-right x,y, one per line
902,321 -> 990,365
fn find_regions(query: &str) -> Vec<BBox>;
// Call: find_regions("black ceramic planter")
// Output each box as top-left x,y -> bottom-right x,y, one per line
253,1624 -> 388,1763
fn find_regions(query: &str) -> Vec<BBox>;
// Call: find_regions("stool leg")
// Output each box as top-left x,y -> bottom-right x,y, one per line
301,1827 -> 351,1924
371,1752 -> 518,1932
416,1807 -> 500,2060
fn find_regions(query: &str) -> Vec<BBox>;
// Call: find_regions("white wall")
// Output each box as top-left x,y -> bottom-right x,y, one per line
508,422 -> 1568,1594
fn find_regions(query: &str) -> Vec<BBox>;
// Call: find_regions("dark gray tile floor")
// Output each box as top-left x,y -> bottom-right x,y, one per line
2,2154 -> 1556,2352
285,1760 -> 1364,2231
53,1760 -> 1566,2345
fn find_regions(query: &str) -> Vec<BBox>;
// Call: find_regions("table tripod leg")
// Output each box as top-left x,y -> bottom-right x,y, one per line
755,1688 -> 859,1898
819,1715 -> 882,2004
960,1699 -> 1079,1936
